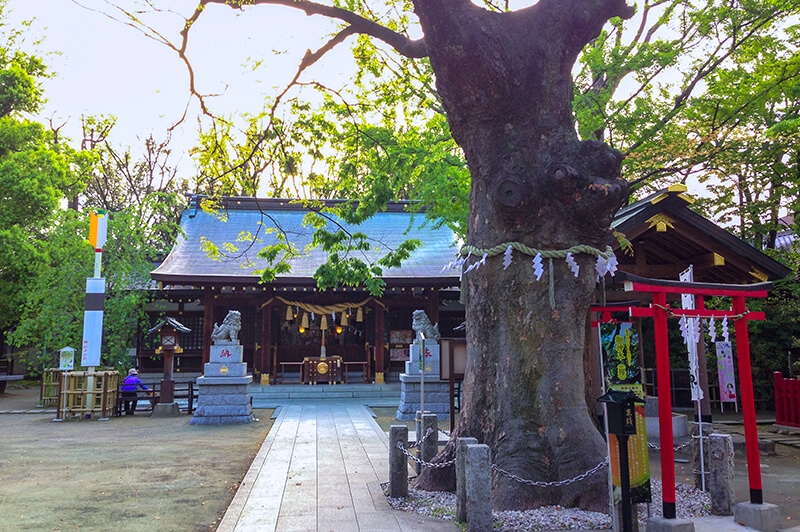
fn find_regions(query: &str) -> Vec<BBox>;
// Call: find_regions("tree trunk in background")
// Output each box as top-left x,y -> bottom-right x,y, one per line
413,0 -> 633,511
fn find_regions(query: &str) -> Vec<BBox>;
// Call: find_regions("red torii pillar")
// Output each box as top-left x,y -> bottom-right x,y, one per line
621,273 -> 770,518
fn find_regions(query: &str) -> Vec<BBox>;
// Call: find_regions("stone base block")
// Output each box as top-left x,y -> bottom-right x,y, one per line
197,384 -> 250,396
189,415 -> 253,425
398,373 -> 446,384
151,402 -> 180,417
396,375 -> 450,421
203,362 -> 247,377
196,375 -> 251,386
192,374 -> 253,425
645,413 -> 689,439
734,502 -> 781,531
195,394 -> 251,406
195,404 -> 252,417
209,343 -> 243,363
646,516 -> 695,532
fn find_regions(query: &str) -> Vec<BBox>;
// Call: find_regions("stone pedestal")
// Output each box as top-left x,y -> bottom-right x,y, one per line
395,373 -> 449,421
734,502 -> 781,532
708,433 -> 735,516
190,343 -> 253,425
405,343 -> 440,376
151,402 -> 180,417
646,516 -> 695,532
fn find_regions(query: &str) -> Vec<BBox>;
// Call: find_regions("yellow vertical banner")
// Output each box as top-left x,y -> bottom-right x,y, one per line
88,210 -> 108,250
89,211 -> 98,249
600,322 -> 652,504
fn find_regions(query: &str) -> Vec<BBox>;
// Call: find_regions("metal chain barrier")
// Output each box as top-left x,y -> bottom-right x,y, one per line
492,458 -> 609,488
648,439 -> 698,452
395,435 -> 608,484
407,427 -> 434,449
396,441 -> 456,468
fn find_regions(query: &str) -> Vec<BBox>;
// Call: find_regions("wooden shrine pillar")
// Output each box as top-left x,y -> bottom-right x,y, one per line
261,288 -> 274,383
733,295 -> 763,504
374,300 -> 385,383
202,288 -> 214,365
427,288 -> 440,327
652,291 -> 677,519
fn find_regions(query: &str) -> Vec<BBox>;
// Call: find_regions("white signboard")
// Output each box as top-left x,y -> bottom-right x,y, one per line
59,348 -> 75,371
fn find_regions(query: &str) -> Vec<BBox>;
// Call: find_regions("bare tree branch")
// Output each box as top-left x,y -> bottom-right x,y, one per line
202,0 -> 427,58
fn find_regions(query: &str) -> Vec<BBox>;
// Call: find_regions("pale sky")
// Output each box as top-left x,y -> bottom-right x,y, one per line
8,1 -> 717,203
7,0 -> 360,179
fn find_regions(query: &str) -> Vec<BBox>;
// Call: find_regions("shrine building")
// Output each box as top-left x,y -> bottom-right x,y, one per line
144,186 -> 791,386
147,196 -> 463,383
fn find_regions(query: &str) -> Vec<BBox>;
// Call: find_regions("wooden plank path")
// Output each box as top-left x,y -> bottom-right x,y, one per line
218,401 -> 458,532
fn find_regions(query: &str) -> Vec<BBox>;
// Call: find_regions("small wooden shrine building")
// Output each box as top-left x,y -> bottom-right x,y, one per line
144,187 -> 791,386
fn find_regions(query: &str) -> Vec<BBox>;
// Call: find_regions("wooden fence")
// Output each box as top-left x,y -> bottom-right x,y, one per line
774,372 -> 800,428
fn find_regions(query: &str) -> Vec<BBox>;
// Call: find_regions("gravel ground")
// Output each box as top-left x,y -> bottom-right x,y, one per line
385,479 -> 711,530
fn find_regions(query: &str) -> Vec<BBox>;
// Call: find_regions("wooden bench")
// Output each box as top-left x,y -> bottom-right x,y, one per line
343,361 -> 370,383
114,381 -> 199,416
0,357 -> 24,394
115,388 -> 159,416
277,361 -> 304,384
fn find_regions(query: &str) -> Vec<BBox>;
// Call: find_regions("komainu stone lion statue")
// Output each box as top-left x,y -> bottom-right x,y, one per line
411,309 -> 440,343
211,310 -> 242,344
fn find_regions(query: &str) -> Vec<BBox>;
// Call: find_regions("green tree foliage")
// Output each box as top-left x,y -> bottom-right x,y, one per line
0,1 -> 79,332
0,2 -> 185,369
573,0 -> 800,193
9,129 -> 186,370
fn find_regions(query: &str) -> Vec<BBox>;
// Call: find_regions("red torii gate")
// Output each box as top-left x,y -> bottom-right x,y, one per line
616,273 -> 771,519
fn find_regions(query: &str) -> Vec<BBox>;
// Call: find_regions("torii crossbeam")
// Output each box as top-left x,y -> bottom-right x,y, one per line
619,273 -> 771,519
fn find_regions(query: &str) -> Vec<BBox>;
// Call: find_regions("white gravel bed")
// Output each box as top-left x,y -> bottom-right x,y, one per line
384,479 -> 711,530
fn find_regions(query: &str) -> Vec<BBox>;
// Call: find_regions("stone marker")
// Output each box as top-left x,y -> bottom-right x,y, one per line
466,443 -> 491,532
389,425 -> 409,498
420,413 -> 439,467
691,421 -> 713,489
190,311 -> 254,425
456,437 -> 478,523
708,433 -> 735,516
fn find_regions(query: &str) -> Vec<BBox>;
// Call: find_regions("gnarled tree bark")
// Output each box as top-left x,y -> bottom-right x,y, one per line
410,0 -> 633,511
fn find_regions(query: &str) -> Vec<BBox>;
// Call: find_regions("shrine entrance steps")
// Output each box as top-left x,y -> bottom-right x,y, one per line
250,382 -> 401,408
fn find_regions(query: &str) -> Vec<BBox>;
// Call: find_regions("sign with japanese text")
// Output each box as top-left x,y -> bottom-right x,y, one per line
600,322 -> 651,504
716,341 -> 737,403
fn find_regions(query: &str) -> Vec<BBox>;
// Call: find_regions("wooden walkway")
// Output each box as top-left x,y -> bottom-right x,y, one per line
218,401 -> 457,532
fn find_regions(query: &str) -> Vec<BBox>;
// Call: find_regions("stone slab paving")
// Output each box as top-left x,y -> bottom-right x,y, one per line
218,400 -> 458,532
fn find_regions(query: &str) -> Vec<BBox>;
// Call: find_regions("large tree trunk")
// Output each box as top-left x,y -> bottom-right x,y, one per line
413,0 -> 633,511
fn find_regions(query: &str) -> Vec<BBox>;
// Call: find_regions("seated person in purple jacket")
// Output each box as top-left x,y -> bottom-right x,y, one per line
121,369 -> 149,415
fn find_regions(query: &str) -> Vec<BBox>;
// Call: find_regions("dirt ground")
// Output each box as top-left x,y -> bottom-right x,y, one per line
0,384 -> 273,532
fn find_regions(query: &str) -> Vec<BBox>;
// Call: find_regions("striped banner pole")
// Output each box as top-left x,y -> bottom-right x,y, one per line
81,211 -> 108,418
